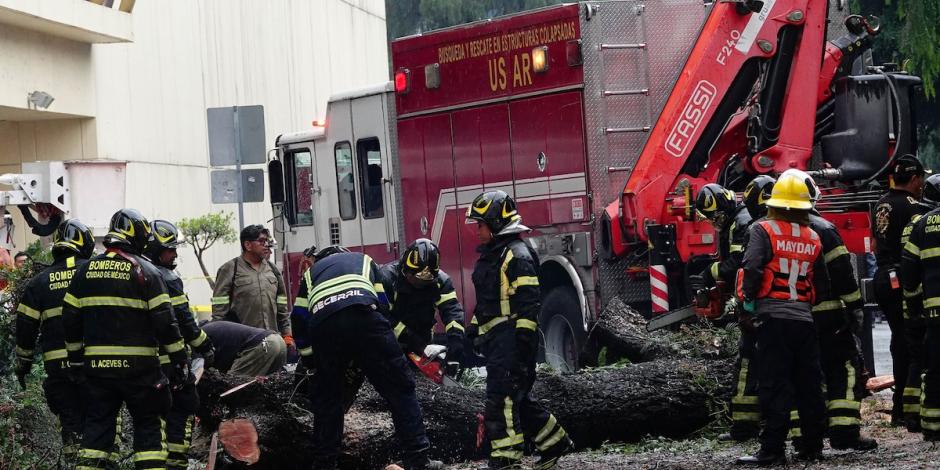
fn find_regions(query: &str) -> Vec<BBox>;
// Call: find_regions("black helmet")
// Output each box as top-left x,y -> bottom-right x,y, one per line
923,174 -> 940,207
743,175 -> 776,220
314,245 -> 350,262
465,190 -> 527,236
52,219 -> 94,260
145,220 -> 182,266
400,238 -> 440,282
105,208 -> 152,253
696,184 -> 737,229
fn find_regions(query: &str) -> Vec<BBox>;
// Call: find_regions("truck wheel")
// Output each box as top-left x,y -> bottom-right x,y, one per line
539,287 -> 586,372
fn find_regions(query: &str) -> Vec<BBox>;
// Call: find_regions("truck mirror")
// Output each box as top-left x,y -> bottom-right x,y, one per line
268,159 -> 285,204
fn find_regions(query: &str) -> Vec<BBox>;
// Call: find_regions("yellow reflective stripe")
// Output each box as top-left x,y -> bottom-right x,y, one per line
736,358 -> 750,400
310,281 -> 376,305
79,448 -> 111,459
42,307 -> 63,320
905,241 -> 921,256
922,421 -> 940,431
501,396 -> 519,445
148,293 -> 171,309
362,254 -> 373,277
922,408 -> 940,418
15,346 -> 34,357
923,247 -> 940,259
299,346 -> 313,357
294,297 -> 309,308
310,274 -> 375,299
840,289 -> 861,304
732,396 -> 759,405
164,339 -> 185,354
904,403 -> 922,412
491,448 -> 523,460
479,316 -> 509,335
64,292 -> 80,307
66,342 -> 84,352
509,276 -> 539,291
133,450 -> 168,462
812,300 -> 844,312
905,285 -> 924,298
829,416 -> 860,426
925,297 -> 940,309
66,257 -> 76,268
732,412 -> 761,421
374,282 -> 385,293
188,330 -> 208,347
499,251 -> 514,316
491,433 -> 525,449
445,320 -> 465,332
729,243 -> 743,253
159,355 -> 170,365
827,400 -> 861,411
167,443 -> 188,453
710,262 -> 719,280
790,410 -> 800,419
85,346 -> 158,356
436,291 -> 458,306
16,303 -> 40,320
170,295 -> 188,306
276,295 -> 288,305
905,387 -> 922,397
43,349 -> 68,361
211,296 -> 230,305
70,296 -> 147,309
516,319 -> 537,331
535,415 -> 558,443
824,245 -> 850,263
394,322 -> 406,339
537,427 -> 568,451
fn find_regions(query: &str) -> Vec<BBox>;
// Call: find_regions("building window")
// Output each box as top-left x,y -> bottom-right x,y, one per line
356,138 -> 384,219
334,142 -> 357,220
286,150 -> 313,226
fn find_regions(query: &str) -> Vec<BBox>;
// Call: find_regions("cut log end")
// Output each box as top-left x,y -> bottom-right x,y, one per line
218,418 -> 261,464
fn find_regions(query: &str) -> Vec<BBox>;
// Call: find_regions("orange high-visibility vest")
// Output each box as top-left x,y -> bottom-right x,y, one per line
755,220 -> 822,303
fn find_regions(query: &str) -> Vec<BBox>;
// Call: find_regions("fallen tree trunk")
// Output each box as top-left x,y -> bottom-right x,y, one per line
196,358 -> 734,468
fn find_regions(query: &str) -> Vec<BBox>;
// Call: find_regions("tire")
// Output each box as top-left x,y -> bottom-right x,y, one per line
539,287 -> 586,372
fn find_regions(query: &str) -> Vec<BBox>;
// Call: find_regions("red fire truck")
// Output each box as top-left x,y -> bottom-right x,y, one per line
270,0 -> 920,371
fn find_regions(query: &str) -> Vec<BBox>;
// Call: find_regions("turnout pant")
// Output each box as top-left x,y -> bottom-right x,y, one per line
308,306 -> 430,467
78,371 -> 172,470
43,369 -> 86,458
921,324 -> 940,438
165,381 -> 199,468
481,324 -> 568,462
815,311 -> 866,444
730,327 -> 761,440
874,268 -> 907,420
756,318 -> 827,455
904,317 -> 926,431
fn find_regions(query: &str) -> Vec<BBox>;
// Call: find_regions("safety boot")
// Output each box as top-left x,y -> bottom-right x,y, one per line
830,433 -> 878,451
533,435 -> 574,470
477,458 -> 524,470
735,449 -> 787,466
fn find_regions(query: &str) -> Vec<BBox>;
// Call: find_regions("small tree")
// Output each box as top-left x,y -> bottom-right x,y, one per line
178,212 -> 238,290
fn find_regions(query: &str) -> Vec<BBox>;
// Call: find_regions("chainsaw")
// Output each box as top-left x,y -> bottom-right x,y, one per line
407,344 -> 461,388
646,284 -> 727,332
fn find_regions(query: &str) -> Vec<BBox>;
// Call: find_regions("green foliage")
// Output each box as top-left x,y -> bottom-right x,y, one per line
387,0 -> 568,39
24,239 -> 53,267
177,212 -> 237,290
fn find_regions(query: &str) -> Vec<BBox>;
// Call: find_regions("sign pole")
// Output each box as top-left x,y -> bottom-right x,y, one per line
233,106 -> 245,231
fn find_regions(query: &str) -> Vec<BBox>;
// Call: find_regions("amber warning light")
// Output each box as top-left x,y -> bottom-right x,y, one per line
312,119 -> 326,127
395,69 -> 410,94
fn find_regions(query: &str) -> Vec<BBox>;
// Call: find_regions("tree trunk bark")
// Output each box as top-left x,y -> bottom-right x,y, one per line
196,358 -> 733,468
193,246 -> 216,290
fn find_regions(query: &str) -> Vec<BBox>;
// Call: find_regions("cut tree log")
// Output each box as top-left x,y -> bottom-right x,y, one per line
196,358 -> 734,469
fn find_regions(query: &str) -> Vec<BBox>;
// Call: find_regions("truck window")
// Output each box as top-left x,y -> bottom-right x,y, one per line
334,142 -> 357,220
286,150 -> 313,226
356,138 -> 384,219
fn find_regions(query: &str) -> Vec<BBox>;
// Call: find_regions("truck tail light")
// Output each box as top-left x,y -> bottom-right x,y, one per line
532,46 -> 548,73
312,119 -> 326,127
395,69 -> 410,94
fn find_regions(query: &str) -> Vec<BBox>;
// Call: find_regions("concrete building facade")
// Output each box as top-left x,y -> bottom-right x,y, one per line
0,0 -> 389,305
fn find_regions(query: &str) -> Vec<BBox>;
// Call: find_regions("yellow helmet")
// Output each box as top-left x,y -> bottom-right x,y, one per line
766,169 -> 818,210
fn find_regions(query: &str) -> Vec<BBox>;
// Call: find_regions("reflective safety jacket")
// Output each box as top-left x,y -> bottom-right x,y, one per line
295,252 -> 387,358
704,205 -> 753,287
808,213 -> 863,315
377,261 -> 466,345
901,208 -> 940,323
15,256 -> 87,375
155,265 -> 209,365
471,235 -> 541,336
63,249 -> 186,378
873,189 -> 927,270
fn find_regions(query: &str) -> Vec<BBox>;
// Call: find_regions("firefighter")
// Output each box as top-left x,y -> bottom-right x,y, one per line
901,174 -> 940,440
872,153 -> 929,425
380,238 -> 466,369
697,182 -> 759,441
466,190 -> 574,470
736,170 -> 830,465
299,248 -> 441,469
64,209 -> 189,470
743,175 -> 775,221
144,220 -> 216,469
14,219 -> 95,460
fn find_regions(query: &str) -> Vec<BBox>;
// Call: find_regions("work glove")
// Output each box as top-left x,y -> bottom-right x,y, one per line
193,338 -> 216,368
283,334 -> 297,357
67,362 -> 86,385
398,325 -> 428,356
168,361 -> 190,391
14,358 -> 31,390
445,334 -> 465,371
466,322 -> 479,342
723,297 -> 738,317
849,308 -> 865,335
